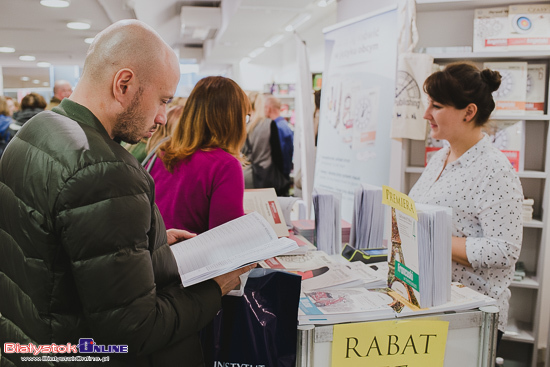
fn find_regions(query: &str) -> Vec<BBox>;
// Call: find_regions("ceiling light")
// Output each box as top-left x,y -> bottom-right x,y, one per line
0,47 -> 15,53
84,37 -> 95,44
19,55 -> 36,61
317,0 -> 335,7
37,62 -> 51,68
40,0 -> 70,8
32,80 -> 40,84
240,57 -> 251,64
264,34 -> 285,48
67,21 -> 91,30
248,47 -> 265,58
285,13 -> 312,32
43,82 -> 50,86
20,77 -> 30,82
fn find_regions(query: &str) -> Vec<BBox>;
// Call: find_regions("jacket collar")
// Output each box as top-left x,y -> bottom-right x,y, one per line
52,99 -> 112,141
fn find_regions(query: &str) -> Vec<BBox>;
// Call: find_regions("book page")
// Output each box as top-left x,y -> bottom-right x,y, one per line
170,212 -> 277,274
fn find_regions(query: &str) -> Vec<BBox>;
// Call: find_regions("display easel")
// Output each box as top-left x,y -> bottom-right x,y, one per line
296,306 -> 499,367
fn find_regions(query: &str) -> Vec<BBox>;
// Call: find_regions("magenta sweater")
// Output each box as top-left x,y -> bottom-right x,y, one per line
150,148 -> 245,234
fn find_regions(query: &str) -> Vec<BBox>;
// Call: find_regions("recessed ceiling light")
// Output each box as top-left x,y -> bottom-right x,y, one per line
40,0 -> 70,8
84,37 -> 95,44
0,47 -> 15,53
20,77 -> 30,82
32,80 -> 40,84
285,13 -> 312,32
37,62 -> 51,68
67,21 -> 91,30
248,47 -> 265,58
264,34 -> 285,48
43,82 -> 50,87
19,55 -> 36,61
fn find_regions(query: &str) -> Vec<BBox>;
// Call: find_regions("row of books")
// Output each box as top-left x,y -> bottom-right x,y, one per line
263,83 -> 296,96
426,119 -> 526,172
523,198 -> 534,222
474,4 -> 550,52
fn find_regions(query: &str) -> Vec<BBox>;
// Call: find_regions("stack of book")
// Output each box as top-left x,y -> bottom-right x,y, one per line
349,183 -> 385,249
298,282 -> 496,325
341,220 -> 351,244
523,198 -> 534,222
259,250 -> 386,291
514,261 -> 526,282
383,186 -> 452,308
312,188 -> 342,255
292,219 -> 315,244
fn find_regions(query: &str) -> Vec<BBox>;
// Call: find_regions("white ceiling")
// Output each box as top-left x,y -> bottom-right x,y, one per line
0,0 -> 337,89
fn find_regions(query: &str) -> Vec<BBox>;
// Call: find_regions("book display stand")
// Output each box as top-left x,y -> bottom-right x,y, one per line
296,306 -> 499,367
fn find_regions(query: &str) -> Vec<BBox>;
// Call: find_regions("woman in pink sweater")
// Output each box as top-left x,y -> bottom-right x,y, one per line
150,76 -> 250,234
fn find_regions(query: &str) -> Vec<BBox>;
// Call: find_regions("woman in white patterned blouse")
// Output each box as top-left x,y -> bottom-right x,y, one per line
408,62 -> 523,348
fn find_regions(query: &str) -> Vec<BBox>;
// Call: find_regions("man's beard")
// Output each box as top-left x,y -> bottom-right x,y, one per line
112,87 -> 150,144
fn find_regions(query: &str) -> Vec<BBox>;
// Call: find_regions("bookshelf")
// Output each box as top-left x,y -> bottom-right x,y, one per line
399,2 -> 550,366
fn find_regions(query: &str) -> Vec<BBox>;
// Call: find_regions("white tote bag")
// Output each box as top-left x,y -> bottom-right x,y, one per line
390,0 -> 433,140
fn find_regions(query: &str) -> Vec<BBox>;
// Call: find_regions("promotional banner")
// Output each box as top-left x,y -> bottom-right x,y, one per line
314,7 -> 399,222
294,33 -> 316,219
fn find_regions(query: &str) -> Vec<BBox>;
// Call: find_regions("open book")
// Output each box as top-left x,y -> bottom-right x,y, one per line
170,212 -> 298,287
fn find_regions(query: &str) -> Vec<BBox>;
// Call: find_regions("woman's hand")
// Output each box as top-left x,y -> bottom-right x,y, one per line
166,228 -> 197,245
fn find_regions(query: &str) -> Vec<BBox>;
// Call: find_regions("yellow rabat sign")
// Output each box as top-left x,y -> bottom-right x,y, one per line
332,319 -> 449,367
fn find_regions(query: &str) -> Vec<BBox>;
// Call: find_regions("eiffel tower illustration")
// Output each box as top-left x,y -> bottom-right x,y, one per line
387,208 -> 420,307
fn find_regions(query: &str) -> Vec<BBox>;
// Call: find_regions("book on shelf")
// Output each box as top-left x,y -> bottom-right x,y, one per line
243,188 -> 289,237
350,183 -> 385,249
526,64 -> 547,115
484,61 -> 528,115
383,186 -> 452,308
522,198 -> 534,222
484,120 -> 525,172
170,212 -> 298,288
508,4 -> 550,51
473,7 -> 510,53
313,188 -> 342,255
298,282 -> 496,325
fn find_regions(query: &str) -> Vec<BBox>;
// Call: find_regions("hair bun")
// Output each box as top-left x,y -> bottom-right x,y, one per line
481,69 -> 502,92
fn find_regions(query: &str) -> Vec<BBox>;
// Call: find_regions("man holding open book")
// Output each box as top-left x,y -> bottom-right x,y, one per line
0,20 -> 253,367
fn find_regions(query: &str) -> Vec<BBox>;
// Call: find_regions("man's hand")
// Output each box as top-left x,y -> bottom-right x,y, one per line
214,264 -> 257,296
166,228 -> 197,245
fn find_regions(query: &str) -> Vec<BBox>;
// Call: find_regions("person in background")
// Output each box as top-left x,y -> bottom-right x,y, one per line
45,79 -> 73,110
264,95 -> 293,195
408,62 -> 523,349
5,97 -> 17,117
0,96 -> 14,155
313,89 -> 321,146
13,92 -> 47,127
150,76 -> 249,234
243,92 -> 290,196
145,104 -> 184,156
0,19 -> 252,367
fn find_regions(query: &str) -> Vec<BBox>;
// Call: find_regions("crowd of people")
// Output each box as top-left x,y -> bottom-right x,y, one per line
0,18 -> 523,367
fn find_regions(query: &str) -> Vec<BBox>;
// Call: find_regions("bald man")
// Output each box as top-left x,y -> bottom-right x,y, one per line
0,20 -> 252,367
45,79 -> 73,110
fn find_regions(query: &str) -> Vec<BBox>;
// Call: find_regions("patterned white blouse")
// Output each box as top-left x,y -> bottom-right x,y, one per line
409,134 -> 523,331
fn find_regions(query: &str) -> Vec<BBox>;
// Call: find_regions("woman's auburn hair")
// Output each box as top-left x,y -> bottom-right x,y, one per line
160,76 -> 250,172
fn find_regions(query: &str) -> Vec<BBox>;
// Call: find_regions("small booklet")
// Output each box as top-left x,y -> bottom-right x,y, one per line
170,212 -> 298,287
243,188 -> 289,237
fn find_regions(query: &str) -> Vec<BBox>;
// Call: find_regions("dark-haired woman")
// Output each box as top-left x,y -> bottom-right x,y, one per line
149,76 -> 249,234
408,62 -> 523,346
